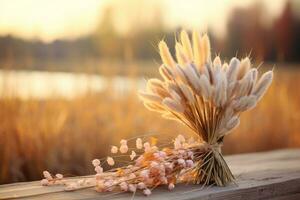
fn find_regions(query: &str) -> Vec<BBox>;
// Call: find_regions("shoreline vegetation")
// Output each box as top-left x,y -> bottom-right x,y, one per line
1,65 -> 300,184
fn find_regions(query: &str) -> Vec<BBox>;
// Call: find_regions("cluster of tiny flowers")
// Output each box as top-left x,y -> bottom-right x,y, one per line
90,135 -> 203,196
41,134 -> 205,196
41,171 -> 64,186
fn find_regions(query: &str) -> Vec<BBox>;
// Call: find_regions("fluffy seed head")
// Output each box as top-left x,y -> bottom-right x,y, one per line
140,30 -> 273,143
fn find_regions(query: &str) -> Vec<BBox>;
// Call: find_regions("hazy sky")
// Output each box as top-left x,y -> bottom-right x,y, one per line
0,0 -> 288,42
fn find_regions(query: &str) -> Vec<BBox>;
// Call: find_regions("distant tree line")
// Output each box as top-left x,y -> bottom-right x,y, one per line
0,1 -> 299,71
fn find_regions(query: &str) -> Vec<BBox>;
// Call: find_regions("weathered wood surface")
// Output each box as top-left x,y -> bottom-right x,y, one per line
1,149 -> 300,200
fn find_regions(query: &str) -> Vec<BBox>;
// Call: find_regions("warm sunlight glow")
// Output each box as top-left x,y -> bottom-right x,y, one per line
0,0 -> 104,42
0,0 -> 289,42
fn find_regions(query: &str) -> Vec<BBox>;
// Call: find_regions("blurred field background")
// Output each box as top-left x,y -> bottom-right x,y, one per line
1,0 -> 300,184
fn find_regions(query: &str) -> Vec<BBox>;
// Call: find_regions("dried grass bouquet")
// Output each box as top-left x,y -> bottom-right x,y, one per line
138,30 -> 273,186
41,30 -> 273,196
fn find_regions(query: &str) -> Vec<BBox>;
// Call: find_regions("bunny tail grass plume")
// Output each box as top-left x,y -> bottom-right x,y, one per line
139,30 -> 273,187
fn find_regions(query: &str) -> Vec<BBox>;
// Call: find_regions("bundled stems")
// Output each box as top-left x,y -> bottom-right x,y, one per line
41,30 -> 273,196
138,30 -> 273,186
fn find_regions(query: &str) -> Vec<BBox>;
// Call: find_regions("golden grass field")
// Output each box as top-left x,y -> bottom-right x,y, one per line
1,67 -> 300,184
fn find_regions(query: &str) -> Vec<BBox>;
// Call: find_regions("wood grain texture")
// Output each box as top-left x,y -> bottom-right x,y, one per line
1,149 -> 300,200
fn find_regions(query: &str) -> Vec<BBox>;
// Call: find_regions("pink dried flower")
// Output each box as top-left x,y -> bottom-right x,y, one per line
168,183 -> 175,190
107,157 -> 115,166
120,144 -> 128,153
128,184 -> 137,192
186,160 -> 194,168
136,138 -> 143,149
92,159 -> 100,167
130,151 -> 137,160
43,171 -> 52,180
143,188 -> 151,196
41,179 -> 49,186
120,182 -> 128,191
95,166 -> 103,174
55,174 -> 63,180
177,158 -> 185,166
111,146 -> 118,154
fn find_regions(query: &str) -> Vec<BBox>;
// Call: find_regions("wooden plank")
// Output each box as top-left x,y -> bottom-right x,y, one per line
1,149 -> 300,200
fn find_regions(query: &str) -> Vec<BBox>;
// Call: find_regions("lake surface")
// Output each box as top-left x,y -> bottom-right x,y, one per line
0,70 -> 146,99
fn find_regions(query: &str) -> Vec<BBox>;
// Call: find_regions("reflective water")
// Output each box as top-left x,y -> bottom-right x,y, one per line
0,70 -> 146,99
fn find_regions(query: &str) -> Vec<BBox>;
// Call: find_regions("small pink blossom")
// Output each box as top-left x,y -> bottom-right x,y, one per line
168,183 -> 175,190
43,171 -> 53,181
177,158 -> 185,166
186,160 -> 194,168
120,182 -> 128,191
143,188 -> 151,196
55,174 -> 63,180
136,138 -> 143,149
92,159 -> 100,167
107,157 -> 115,166
111,146 -> 118,154
130,151 -> 136,160
120,144 -> 128,153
